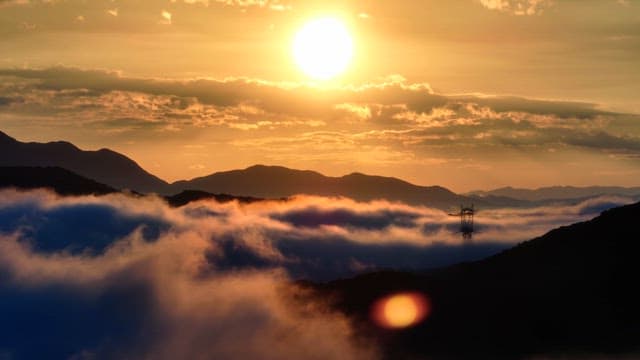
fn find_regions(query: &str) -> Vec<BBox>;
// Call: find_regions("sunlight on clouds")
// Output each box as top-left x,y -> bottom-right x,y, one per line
160,10 -> 172,25
173,0 -> 290,10
478,0 -> 552,15
1,66 -> 640,189
335,103 -> 372,120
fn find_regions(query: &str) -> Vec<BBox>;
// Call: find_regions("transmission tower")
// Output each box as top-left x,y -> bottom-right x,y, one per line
450,205 -> 475,241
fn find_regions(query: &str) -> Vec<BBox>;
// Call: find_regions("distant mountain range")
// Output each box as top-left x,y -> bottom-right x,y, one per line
0,130 -> 483,209
308,201 -> 640,359
2,130 -> 640,209
469,185 -> 640,201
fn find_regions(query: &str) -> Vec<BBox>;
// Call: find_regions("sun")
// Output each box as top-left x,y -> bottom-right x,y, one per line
293,18 -> 354,81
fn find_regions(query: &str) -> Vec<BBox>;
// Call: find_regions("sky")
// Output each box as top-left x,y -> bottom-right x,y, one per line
0,0 -> 639,191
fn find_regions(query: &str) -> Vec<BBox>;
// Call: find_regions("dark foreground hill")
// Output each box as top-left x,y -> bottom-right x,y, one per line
307,202 -> 640,359
171,165 -> 494,210
0,131 -> 168,193
0,167 -> 117,196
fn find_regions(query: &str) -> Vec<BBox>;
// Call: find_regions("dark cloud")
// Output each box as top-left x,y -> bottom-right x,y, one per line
566,131 -> 640,152
457,95 -> 610,119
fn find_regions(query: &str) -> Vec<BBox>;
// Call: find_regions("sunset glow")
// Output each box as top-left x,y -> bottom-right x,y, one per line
0,1 -> 638,358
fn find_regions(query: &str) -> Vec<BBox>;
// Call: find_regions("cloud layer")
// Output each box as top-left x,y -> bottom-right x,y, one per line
0,188 -> 633,358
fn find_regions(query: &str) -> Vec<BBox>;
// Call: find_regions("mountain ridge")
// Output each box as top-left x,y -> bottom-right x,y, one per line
170,164 -> 476,209
6,130 -> 639,209
1,131 -> 484,209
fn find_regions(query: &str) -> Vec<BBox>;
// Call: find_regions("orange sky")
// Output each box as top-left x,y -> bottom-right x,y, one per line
1,0 -> 639,191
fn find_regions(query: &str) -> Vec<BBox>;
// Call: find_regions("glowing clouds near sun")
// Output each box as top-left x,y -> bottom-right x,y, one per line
371,292 -> 431,329
293,18 -> 354,80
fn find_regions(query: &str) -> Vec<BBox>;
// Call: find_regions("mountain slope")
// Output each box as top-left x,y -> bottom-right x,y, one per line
0,166 -> 117,196
309,202 -> 640,359
0,131 -> 169,193
171,165 -> 482,209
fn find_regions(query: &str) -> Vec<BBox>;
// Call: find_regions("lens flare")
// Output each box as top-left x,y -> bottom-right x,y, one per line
371,292 -> 430,329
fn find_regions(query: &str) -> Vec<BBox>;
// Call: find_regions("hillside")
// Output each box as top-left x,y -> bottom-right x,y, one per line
308,202 -> 640,359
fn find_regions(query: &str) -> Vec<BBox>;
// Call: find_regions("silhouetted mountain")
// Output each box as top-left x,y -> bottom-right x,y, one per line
171,165 -> 486,210
0,166 -> 117,196
0,131 -> 168,193
470,185 -> 640,202
165,190 -> 264,207
308,202 -> 640,359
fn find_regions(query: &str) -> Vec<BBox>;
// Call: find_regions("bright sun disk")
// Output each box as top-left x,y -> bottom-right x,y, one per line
293,18 -> 353,81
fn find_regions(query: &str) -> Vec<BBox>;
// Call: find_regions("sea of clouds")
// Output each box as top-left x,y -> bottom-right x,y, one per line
0,189 -> 633,359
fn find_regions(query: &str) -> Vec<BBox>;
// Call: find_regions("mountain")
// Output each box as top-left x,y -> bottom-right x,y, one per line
469,185 -> 640,202
0,131 -> 169,193
171,165 -> 484,210
307,202 -> 640,359
0,166 -> 117,196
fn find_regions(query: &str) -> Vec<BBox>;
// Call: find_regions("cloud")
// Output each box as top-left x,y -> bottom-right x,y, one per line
0,190 -> 377,360
0,188 -> 631,280
0,67 -> 622,137
175,0 -> 290,10
478,0 -> 553,15
0,188 -> 633,357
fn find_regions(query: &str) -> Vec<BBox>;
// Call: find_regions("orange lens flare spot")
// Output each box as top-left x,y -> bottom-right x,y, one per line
371,292 -> 430,329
